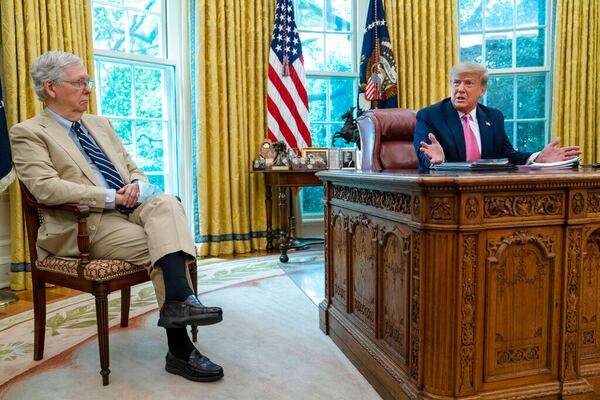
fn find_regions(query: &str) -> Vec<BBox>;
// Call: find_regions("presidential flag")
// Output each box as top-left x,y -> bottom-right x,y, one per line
358,0 -> 398,113
267,0 -> 311,153
0,83 -> 15,193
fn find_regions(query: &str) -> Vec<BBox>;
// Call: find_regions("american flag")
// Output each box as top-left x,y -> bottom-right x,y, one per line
267,0 -> 311,152
365,71 -> 381,101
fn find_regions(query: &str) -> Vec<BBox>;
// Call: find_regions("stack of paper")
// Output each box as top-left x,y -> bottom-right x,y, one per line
528,157 -> 580,169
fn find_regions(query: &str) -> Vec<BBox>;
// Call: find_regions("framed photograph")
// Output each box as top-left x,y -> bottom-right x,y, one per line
328,148 -> 341,169
301,147 -> 329,168
341,148 -> 357,169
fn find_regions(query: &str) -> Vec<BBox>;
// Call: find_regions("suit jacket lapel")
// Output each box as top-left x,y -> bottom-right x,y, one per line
476,105 -> 494,158
39,110 -> 101,185
81,115 -> 129,184
443,100 -> 466,161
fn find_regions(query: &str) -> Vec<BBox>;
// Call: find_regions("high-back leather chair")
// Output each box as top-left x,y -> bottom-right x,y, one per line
19,181 -> 197,385
357,108 -> 418,171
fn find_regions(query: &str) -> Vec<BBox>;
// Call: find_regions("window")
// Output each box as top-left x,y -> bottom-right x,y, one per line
296,0 -> 358,216
458,0 -> 552,152
92,0 -> 177,192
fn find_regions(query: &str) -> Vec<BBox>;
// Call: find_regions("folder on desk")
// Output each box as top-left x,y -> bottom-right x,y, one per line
432,159 -> 516,171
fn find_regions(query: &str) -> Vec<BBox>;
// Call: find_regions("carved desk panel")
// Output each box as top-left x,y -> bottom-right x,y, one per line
317,169 -> 600,400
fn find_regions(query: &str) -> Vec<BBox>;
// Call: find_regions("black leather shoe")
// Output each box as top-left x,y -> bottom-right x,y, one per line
165,349 -> 224,382
158,294 -> 223,328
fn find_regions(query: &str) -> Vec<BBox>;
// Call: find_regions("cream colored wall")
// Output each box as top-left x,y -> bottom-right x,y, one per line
0,191 -> 10,288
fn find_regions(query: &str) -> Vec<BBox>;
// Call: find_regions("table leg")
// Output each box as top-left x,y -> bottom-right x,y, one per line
266,184 -> 273,253
278,186 -> 289,263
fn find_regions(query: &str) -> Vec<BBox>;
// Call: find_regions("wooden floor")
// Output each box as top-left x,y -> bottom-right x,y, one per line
0,250 -> 274,319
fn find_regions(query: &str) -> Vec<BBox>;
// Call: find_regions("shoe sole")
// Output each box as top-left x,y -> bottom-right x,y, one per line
157,313 -> 223,328
165,363 -> 224,382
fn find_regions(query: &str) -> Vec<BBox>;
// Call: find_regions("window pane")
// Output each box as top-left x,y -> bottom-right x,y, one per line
486,75 -> 514,119
129,11 -> 161,57
300,32 -> 325,70
516,121 -> 545,152
459,0 -> 482,31
125,0 -> 161,12
147,174 -> 165,191
331,123 -> 348,147
136,121 -> 164,171
300,186 -> 324,215
516,29 -> 544,67
93,5 -> 125,52
326,0 -> 351,31
485,0 -> 513,29
517,74 -> 545,119
504,120 -> 514,143
296,0 -> 324,30
135,67 -> 164,118
97,62 -> 132,116
329,78 -> 355,122
307,78 -> 327,121
485,31 -> 512,69
516,0 -> 545,27
310,123 -> 328,147
325,33 -> 352,72
111,119 -> 134,154
460,34 -> 483,63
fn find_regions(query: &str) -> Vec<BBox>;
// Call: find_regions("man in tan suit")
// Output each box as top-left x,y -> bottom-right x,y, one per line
10,51 -> 223,382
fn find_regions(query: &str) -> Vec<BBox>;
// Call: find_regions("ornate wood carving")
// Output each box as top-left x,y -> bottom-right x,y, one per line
380,226 -> 410,362
410,232 -> 420,381
429,196 -> 454,220
332,185 -> 414,215
459,235 -> 477,393
484,194 -> 562,218
331,212 -> 348,308
485,230 -> 555,380
572,192 -> 585,215
465,197 -> 479,220
352,219 -> 377,331
581,228 -> 600,360
564,228 -> 581,377
588,192 -> 600,213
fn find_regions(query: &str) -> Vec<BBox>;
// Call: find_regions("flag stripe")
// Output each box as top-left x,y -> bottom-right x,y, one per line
267,98 -> 300,150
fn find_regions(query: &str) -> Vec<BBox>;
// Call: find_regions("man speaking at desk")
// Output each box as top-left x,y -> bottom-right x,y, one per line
414,62 -> 581,170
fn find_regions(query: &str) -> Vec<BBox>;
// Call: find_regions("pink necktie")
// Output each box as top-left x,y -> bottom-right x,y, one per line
462,114 -> 481,161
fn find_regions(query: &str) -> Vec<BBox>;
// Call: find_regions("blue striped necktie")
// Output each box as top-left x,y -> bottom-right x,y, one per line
71,121 -> 125,190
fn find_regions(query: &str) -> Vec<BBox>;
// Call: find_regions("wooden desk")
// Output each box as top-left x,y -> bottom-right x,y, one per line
258,169 -> 324,262
317,168 -> 600,399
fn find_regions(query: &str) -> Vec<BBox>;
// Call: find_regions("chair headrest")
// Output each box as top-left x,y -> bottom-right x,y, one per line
370,108 -> 417,141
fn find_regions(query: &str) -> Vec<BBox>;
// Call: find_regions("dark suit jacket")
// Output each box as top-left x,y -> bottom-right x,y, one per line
413,98 -> 532,170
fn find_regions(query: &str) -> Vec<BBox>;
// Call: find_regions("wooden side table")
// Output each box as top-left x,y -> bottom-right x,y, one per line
256,169 -> 324,262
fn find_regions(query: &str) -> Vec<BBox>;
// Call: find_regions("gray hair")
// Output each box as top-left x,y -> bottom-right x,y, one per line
450,62 -> 488,86
30,51 -> 83,101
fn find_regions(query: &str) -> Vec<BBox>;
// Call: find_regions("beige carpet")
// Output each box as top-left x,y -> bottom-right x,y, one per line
0,255 -> 381,399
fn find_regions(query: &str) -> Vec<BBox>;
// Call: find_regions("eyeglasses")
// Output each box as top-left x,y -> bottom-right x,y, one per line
61,79 -> 95,89
452,79 -> 477,89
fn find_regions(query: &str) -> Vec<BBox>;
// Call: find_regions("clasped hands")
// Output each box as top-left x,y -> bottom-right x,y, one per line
419,133 -> 582,165
115,182 -> 140,208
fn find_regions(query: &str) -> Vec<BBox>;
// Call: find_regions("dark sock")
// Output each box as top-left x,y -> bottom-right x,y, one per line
158,251 -> 194,301
166,328 -> 196,360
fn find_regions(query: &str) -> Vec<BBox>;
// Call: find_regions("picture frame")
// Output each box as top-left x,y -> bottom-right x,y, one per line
328,148 -> 341,169
341,148 -> 357,170
301,147 -> 329,168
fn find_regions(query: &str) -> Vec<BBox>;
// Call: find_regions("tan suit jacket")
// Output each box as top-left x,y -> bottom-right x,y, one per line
10,109 -> 148,259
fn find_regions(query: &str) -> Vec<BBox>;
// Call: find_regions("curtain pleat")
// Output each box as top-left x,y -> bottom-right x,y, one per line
552,0 -> 600,162
384,0 -> 458,109
1,0 -> 96,290
194,0 -> 272,256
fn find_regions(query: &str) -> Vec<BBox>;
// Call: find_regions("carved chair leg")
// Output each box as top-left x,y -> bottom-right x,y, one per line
94,290 -> 111,386
120,287 -> 131,328
189,261 -> 198,343
32,280 -> 46,361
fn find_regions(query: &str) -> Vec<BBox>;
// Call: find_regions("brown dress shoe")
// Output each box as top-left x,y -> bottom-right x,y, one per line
165,349 -> 224,382
158,294 -> 223,328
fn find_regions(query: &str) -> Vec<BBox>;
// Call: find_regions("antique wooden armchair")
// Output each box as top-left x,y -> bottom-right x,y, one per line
20,181 -> 198,385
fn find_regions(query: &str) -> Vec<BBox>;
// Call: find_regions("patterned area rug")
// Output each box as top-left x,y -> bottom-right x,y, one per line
0,251 -> 322,386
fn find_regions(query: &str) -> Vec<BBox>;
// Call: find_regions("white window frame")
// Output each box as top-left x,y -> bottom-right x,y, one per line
458,0 -> 554,146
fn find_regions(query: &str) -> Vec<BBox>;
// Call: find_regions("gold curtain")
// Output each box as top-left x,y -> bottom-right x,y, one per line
552,0 -> 600,162
194,0 -> 272,256
1,0 -> 96,290
384,0 -> 458,109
